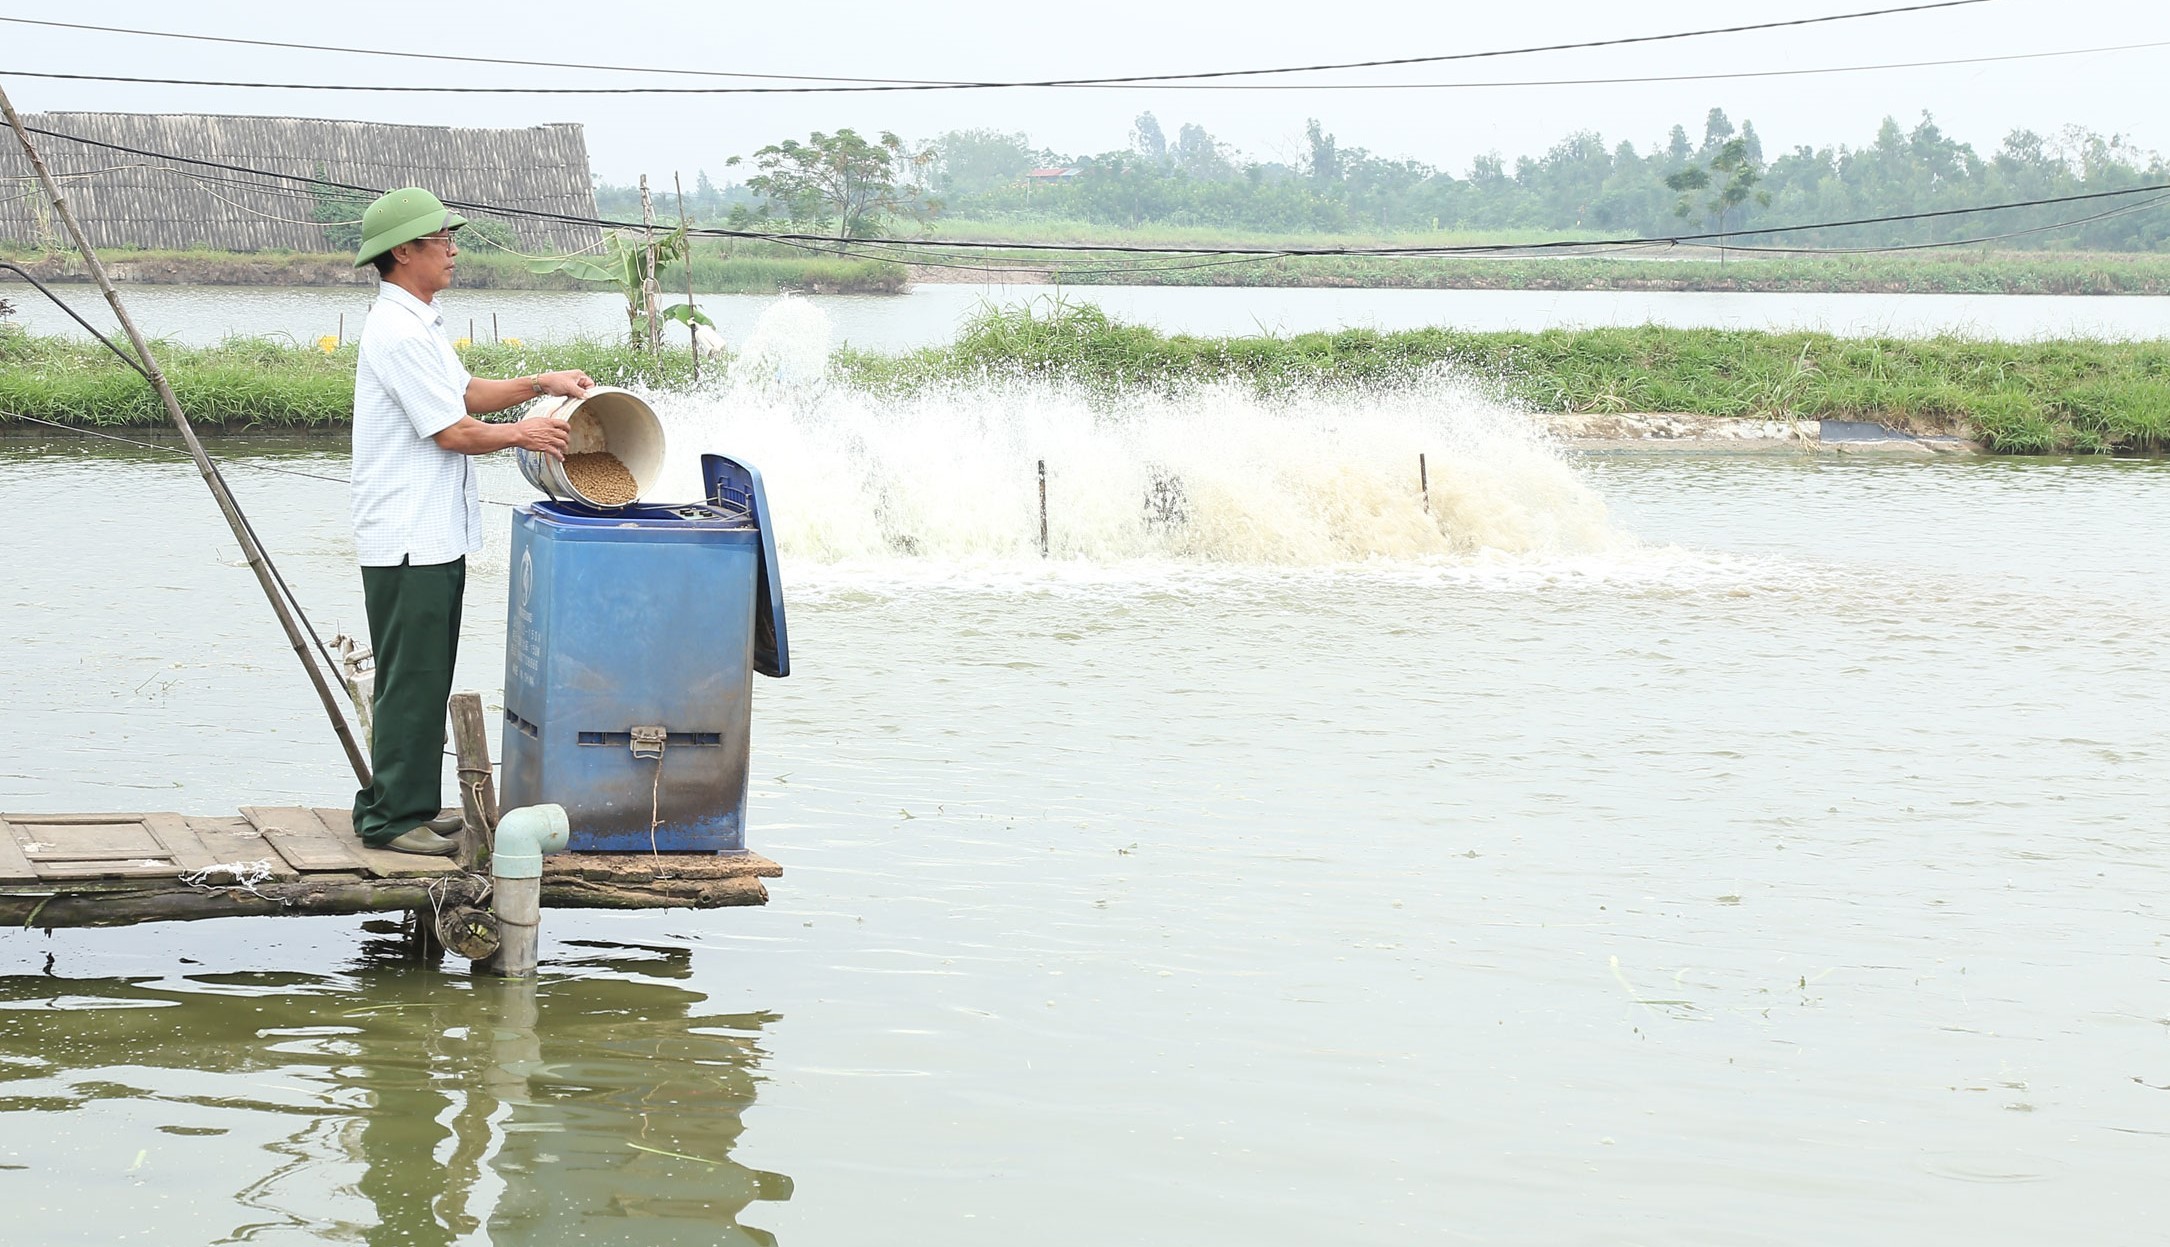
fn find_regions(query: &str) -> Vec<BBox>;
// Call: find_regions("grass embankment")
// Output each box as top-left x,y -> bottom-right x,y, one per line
917,220 -> 2170,293
6,307 -> 2165,453
0,242 -> 907,295
835,306 -> 2170,454
1046,250 -> 2170,295
0,333 -> 695,430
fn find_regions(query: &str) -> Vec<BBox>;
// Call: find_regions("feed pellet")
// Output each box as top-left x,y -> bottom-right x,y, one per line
564,451 -> 639,506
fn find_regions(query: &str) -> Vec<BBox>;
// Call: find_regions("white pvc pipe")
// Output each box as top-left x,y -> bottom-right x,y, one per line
488,804 -> 569,978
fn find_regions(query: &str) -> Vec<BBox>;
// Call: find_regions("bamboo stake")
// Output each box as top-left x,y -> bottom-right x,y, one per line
0,81 -> 372,789
1419,453 -> 1430,512
1037,460 -> 1049,558
675,171 -> 698,384
639,175 -> 659,356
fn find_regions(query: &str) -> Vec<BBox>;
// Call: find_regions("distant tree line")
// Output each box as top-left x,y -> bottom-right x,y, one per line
597,108 -> 2170,249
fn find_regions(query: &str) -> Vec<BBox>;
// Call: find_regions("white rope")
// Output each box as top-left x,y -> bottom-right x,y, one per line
179,859 -> 279,901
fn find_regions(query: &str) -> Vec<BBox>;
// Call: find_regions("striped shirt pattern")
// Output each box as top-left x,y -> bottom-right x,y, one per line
350,282 -> 477,567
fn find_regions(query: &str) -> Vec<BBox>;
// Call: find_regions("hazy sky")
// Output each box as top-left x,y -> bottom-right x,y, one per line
3,0 -> 2164,184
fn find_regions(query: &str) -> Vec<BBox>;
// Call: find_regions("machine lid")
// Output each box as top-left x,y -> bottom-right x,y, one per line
701,452 -> 790,678
527,500 -> 749,528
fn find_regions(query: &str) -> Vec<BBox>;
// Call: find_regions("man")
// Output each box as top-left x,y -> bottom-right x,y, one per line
349,187 -> 592,855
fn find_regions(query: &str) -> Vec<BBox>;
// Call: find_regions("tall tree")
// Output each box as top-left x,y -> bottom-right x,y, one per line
1667,125 -> 1693,163
1666,136 -> 1770,256
729,129 -> 935,239
1305,119 -> 1342,187
1174,123 -> 1236,180
934,129 -> 1041,196
1131,113 -> 1169,166
1702,108 -> 1736,152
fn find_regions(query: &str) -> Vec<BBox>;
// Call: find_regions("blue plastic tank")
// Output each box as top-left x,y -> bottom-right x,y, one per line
500,454 -> 788,853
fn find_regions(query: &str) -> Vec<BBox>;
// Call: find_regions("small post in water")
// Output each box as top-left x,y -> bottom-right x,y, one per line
492,312 -> 500,344
468,317 -> 475,346
1037,460 -> 1049,558
337,312 -> 344,345
1419,453 -> 1430,513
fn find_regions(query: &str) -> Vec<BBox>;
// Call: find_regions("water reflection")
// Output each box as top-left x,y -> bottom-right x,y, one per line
0,939 -> 790,1244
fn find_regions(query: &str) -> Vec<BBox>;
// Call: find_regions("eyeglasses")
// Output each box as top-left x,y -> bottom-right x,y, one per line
416,230 -> 459,249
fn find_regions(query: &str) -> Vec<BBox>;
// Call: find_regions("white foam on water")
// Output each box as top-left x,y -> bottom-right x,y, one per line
629,297 -> 1793,594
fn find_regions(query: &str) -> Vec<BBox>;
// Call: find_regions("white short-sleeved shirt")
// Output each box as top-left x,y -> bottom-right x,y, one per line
350,282 -> 477,567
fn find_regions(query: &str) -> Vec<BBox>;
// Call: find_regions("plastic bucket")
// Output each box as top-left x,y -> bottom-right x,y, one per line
515,387 -> 667,510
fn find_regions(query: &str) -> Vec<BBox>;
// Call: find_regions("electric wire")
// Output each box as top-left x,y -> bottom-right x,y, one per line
28,122 -> 2170,260
0,3 -> 1988,91
12,32 -> 2161,97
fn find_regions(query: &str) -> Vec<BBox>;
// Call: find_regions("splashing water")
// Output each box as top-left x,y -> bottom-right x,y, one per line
643,299 -> 1631,569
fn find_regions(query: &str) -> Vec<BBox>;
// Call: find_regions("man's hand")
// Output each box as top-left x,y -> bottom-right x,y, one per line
512,415 -> 572,461
535,370 -> 596,399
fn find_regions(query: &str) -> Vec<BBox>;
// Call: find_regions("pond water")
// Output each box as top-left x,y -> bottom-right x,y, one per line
1,356 -> 2165,1243
6,279 -> 2170,349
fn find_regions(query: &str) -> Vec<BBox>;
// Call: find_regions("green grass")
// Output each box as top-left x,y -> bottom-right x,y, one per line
834,304 -> 2170,454
6,307 -> 2166,453
0,329 -> 696,430
0,242 -> 908,295
922,218 -> 1594,250
1038,249 -> 2170,295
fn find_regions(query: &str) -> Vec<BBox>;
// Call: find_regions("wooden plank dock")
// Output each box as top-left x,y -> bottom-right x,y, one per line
0,807 -> 780,931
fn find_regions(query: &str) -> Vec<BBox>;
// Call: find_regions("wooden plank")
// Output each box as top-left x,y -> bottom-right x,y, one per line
311,809 -> 461,880
6,813 -> 159,826
347,844 -> 464,880
0,819 -> 40,883
144,814 -> 218,873
241,807 -> 363,874
15,820 -> 164,863
26,844 -> 169,863
546,851 -> 783,883
32,859 -> 190,880
183,817 -> 300,881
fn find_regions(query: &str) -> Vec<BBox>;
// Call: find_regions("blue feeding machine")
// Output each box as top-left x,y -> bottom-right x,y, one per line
500,452 -> 789,853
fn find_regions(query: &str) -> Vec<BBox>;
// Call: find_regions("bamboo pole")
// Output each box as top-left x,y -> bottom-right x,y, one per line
0,81 -> 373,790
1037,460 -> 1049,557
675,171 -> 698,384
639,175 -> 659,355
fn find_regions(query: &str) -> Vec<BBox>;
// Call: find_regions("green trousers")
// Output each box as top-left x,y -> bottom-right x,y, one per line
352,557 -> 466,846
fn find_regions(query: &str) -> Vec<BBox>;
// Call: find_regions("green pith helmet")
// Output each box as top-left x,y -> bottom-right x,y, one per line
353,187 -> 469,266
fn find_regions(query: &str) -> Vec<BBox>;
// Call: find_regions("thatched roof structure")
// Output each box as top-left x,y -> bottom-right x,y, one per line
0,112 -> 602,254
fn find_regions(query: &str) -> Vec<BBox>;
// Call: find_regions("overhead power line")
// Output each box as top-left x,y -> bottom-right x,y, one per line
20,122 -> 2167,262
5,37 -> 2158,96
0,2 -> 1990,93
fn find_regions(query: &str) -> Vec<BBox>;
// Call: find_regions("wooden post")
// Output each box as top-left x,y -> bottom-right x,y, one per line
468,317 -> 475,346
639,175 -> 660,356
675,171 -> 698,384
1037,460 -> 1049,558
447,692 -> 498,873
0,81 -> 373,790
1419,453 -> 1430,513
492,312 -> 500,344
337,312 -> 344,345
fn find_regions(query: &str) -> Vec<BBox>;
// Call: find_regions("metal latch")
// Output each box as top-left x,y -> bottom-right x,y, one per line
629,725 -> 668,760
